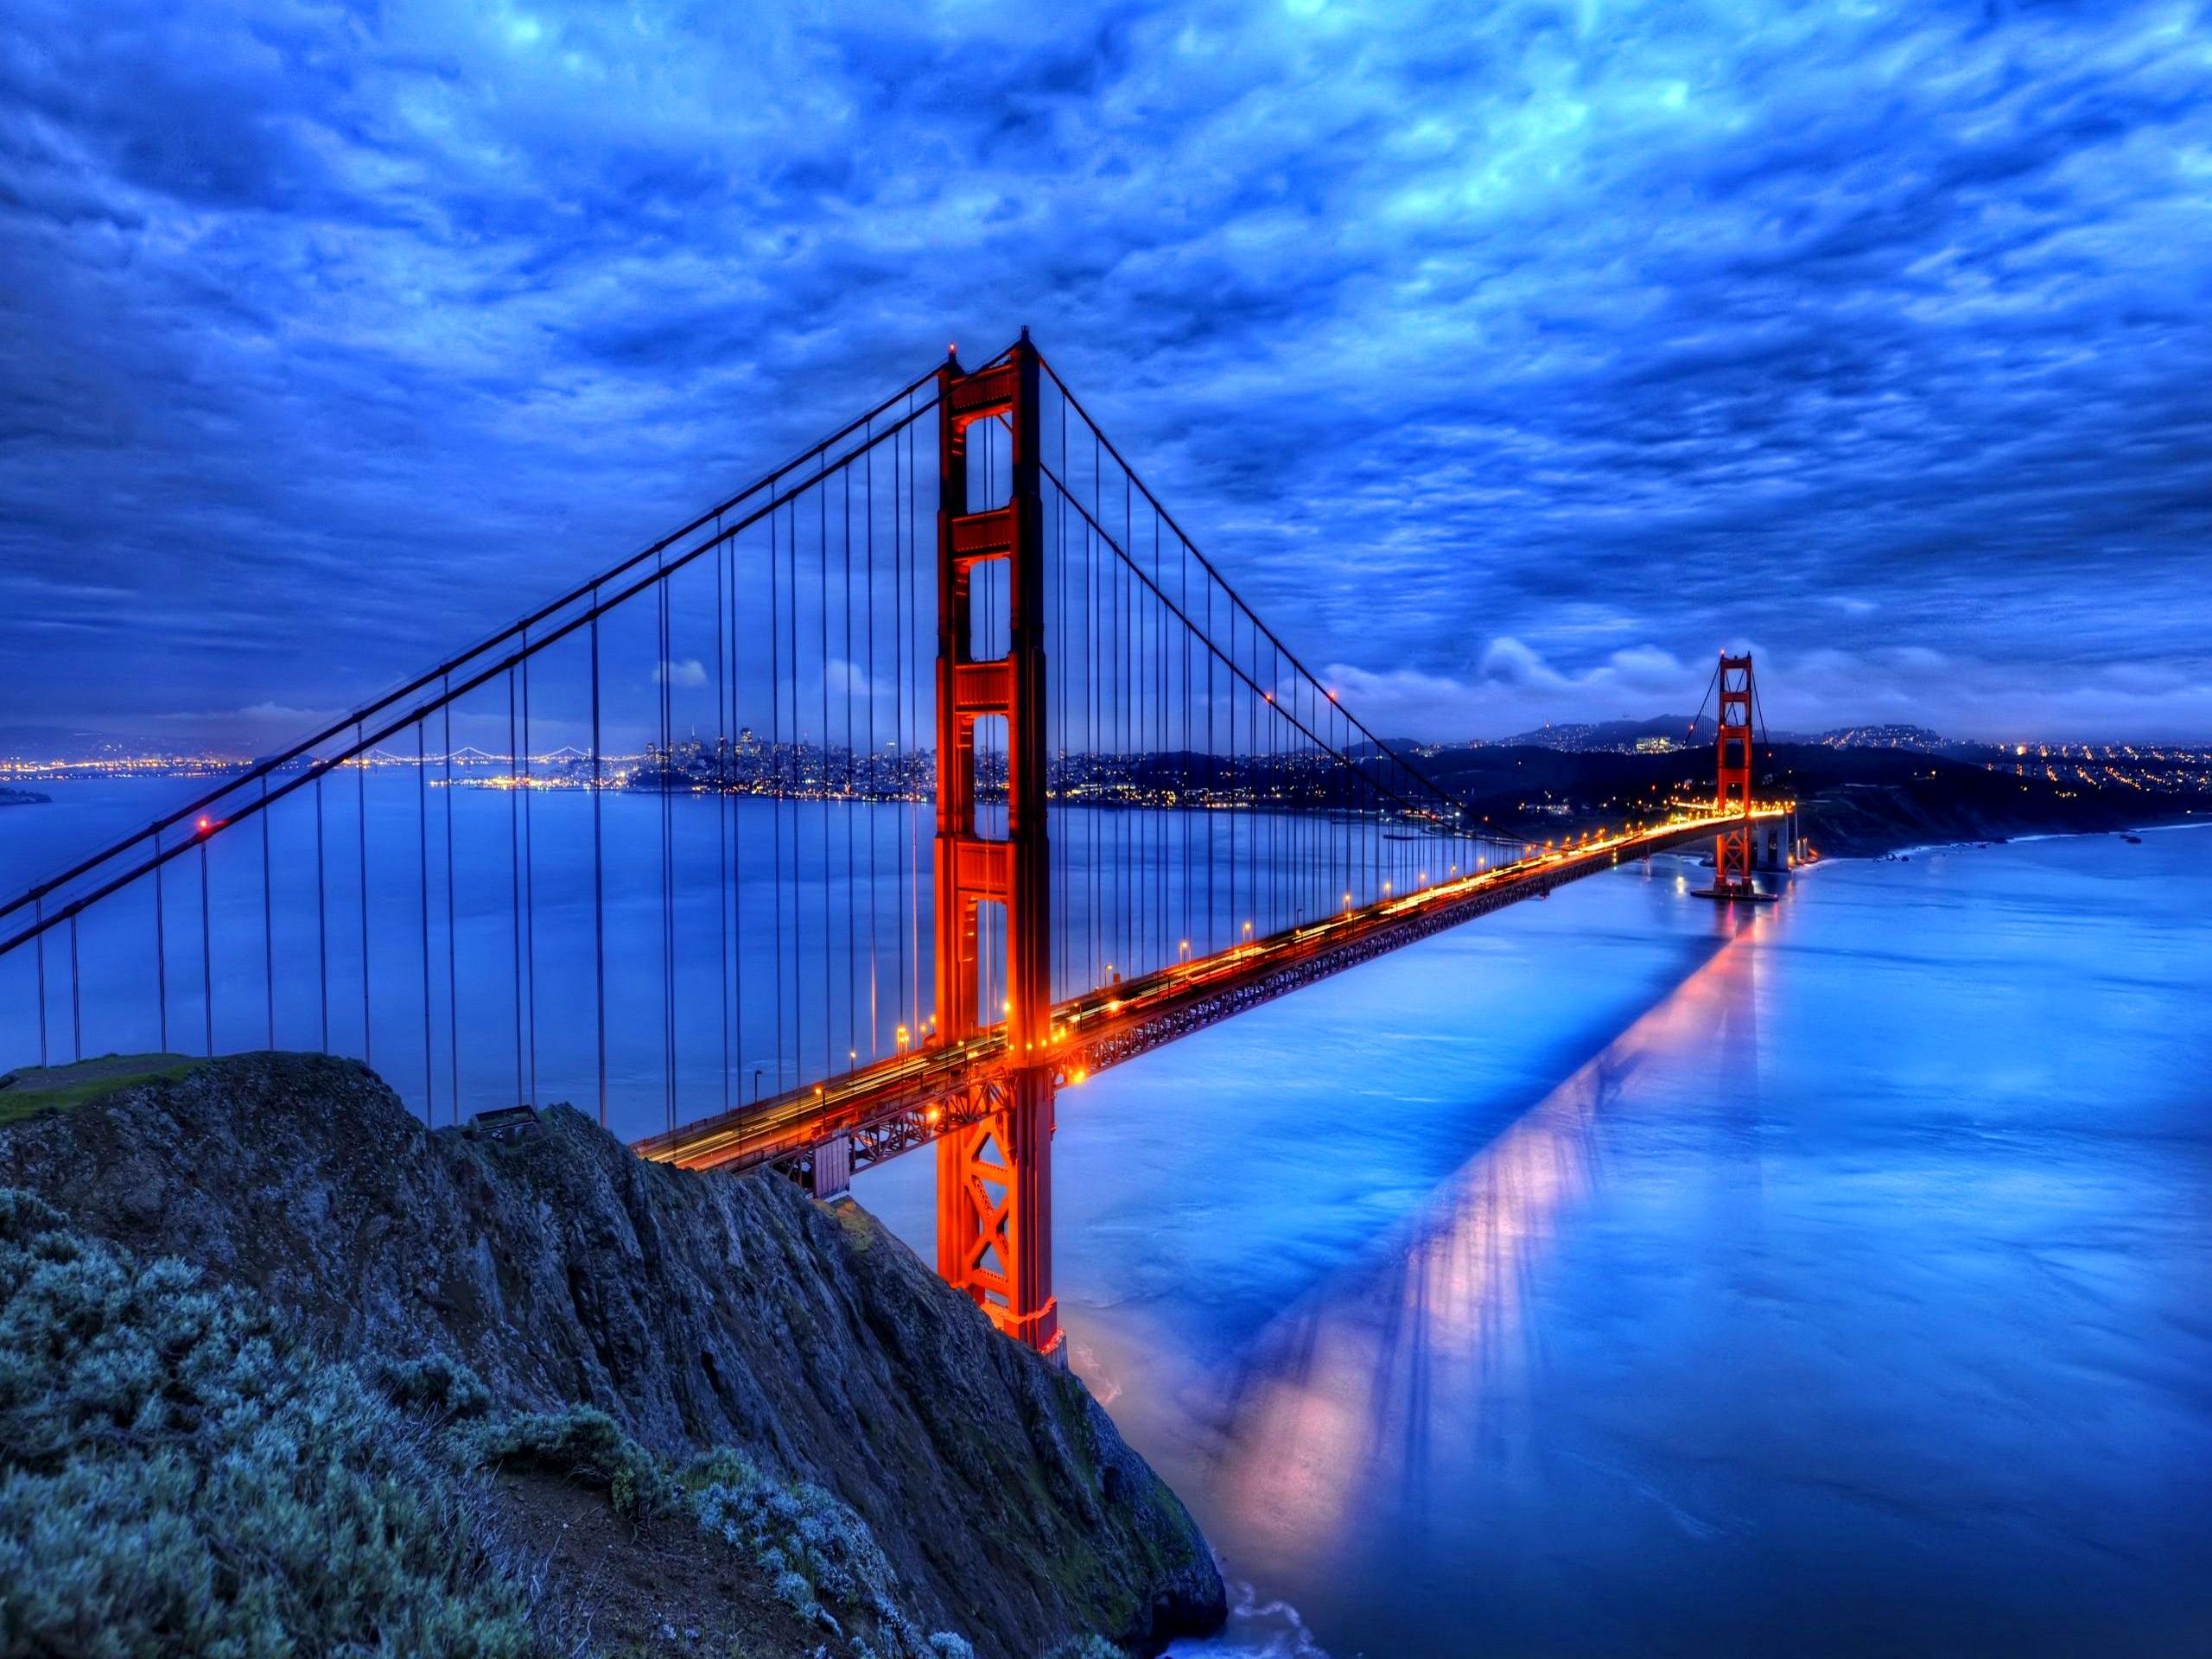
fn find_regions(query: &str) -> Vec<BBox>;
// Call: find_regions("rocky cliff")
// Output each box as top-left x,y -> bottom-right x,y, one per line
0,1052 -> 1223,1657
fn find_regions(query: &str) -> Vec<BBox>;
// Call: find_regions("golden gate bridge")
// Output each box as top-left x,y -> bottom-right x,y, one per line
0,334 -> 1788,1360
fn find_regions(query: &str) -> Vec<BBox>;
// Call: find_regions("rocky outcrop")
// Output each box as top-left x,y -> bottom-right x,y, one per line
0,1053 -> 1224,1657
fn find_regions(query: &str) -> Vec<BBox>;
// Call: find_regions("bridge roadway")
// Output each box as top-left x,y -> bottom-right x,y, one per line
634,808 -> 1785,1185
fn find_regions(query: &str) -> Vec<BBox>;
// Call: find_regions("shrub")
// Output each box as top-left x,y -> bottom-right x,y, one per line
375,1351 -> 493,1420
459,1403 -> 675,1520
691,1452 -> 893,1610
0,1187 -> 530,1657
685,1446 -> 979,1659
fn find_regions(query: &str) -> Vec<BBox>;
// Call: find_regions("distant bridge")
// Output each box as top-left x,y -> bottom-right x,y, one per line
0,334 -> 1788,1358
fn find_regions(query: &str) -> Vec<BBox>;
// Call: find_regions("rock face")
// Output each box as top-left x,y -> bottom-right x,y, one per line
0,1053 -> 1224,1657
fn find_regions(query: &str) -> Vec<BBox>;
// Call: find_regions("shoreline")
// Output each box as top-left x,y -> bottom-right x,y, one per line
1782,812 -> 2206,868
1640,811 -> 2207,875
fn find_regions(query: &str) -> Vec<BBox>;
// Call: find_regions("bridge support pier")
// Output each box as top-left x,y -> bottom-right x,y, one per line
936,1070 -> 1059,1355
930,332 -> 1063,1361
808,1132 -> 852,1202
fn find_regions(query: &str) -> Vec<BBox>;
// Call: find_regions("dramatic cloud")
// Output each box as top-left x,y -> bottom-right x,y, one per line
3,0 -> 2209,743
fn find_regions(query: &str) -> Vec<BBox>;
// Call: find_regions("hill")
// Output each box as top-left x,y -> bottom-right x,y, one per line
0,1053 -> 1224,1658
1414,741 -> 2209,855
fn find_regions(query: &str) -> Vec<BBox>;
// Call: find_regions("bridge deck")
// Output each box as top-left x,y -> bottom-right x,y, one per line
633,810 -> 1784,1180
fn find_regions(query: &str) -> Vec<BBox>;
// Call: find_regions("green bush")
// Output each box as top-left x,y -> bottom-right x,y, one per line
684,1446 -> 971,1659
0,1186 -> 1116,1659
0,1188 -> 530,1657
458,1403 -> 675,1521
375,1351 -> 493,1420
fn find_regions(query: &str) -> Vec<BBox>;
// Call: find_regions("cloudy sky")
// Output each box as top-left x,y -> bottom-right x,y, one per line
3,0 -> 2209,746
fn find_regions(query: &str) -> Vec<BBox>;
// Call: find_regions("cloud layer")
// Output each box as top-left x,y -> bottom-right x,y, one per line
3,0 -> 2209,742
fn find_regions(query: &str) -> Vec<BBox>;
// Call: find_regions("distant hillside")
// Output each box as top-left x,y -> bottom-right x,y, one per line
1484,715 -> 1715,753
0,724 -> 144,761
1414,741 -> 2209,856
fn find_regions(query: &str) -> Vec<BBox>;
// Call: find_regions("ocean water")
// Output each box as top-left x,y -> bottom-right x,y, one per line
861,829 -> 2212,1656
9,780 -> 2209,1655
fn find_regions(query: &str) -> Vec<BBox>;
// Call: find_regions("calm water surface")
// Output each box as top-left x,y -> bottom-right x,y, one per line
862,830 -> 2212,1657
9,784 -> 2209,1655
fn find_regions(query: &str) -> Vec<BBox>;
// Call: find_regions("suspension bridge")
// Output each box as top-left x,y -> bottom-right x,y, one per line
0,334 -> 1788,1359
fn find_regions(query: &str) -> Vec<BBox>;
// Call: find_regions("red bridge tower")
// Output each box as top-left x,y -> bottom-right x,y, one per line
931,334 -> 1061,1359
1701,652 -> 1767,900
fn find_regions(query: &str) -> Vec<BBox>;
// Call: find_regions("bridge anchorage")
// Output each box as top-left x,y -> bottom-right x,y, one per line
0,330 -> 1791,1363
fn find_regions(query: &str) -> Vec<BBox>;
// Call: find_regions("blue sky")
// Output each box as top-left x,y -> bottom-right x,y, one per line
3,0 -> 2209,745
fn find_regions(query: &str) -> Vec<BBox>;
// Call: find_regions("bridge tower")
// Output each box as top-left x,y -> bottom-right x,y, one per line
1711,652 -> 1758,897
931,333 -> 1061,1359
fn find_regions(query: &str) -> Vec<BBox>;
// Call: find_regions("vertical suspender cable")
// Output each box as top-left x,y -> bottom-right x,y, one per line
827,473 -> 831,1084
508,674 -> 523,1105
658,569 -> 675,1130
443,690 -> 459,1123
199,839 -> 213,1057
843,465 -> 855,1070
522,635 -> 537,1107
772,503 -> 785,1090
155,835 -> 168,1052
418,721 -> 432,1120
866,433 -> 879,1058
820,477 -> 832,1078
739,535 -> 756,1119
315,774 -> 328,1052
34,895 -> 47,1068
908,412 -> 921,1037
717,513 -> 730,1115
262,774 -> 275,1047
591,602 -> 606,1128
359,721 -> 372,1069
893,404 -> 906,1042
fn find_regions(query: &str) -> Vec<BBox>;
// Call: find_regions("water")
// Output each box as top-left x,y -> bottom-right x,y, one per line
10,781 -> 2209,1653
860,829 -> 2212,1656
2,774 -> 1429,1140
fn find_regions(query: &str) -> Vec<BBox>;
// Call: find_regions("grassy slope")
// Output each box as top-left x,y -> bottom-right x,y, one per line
0,1054 -> 203,1124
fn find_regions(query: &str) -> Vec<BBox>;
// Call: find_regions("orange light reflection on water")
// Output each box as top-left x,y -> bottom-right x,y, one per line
1202,912 -> 1767,1573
